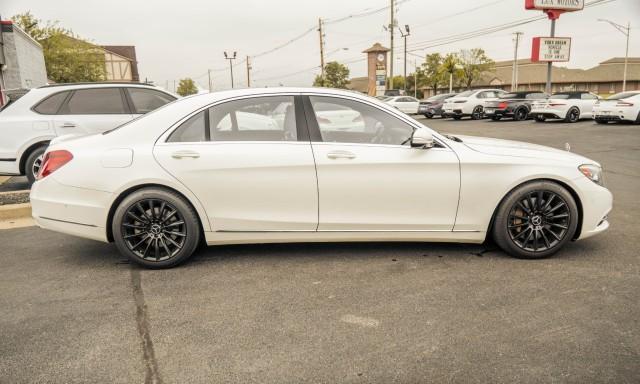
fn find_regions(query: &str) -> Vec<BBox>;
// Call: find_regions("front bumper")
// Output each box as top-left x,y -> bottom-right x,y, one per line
30,176 -> 112,242
574,176 -> 613,240
0,159 -> 20,175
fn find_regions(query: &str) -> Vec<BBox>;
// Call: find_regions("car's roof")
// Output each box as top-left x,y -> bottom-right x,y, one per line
37,82 -> 169,91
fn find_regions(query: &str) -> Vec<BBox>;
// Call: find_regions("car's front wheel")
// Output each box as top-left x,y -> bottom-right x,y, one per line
564,107 -> 580,123
492,181 -> 578,259
112,188 -> 201,268
25,146 -> 47,185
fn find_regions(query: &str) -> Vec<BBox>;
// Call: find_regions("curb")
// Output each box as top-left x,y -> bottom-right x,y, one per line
0,203 -> 32,221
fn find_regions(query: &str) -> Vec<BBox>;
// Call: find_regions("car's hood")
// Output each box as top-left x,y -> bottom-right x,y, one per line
455,135 -> 598,165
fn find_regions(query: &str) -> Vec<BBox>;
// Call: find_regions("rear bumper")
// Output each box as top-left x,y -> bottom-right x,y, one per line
30,176 -> 111,242
529,110 -> 563,119
484,108 -> 512,117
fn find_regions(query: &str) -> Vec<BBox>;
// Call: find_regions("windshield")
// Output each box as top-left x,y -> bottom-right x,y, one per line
456,90 -> 475,97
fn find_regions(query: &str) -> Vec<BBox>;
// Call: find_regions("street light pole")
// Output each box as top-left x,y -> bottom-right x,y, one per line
511,32 -> 523,91
399,25 -> 410,92
545,19 -> 555,94
598,19 -> 631,92
224,51 -> 237,89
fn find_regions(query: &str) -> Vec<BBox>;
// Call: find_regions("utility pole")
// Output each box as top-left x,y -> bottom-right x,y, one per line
598,19 -> 631,92
207,69 -> 212,92
224,51 -> 237,89
246,56 -> 251,88
399,25 -> 410,92
511,32 -> 523,91
318,18 -> 325,86
389,0 -> 395,90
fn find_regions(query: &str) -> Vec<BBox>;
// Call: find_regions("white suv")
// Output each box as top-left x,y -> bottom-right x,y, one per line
442,89 -> 506,120
0,83 -> 177,183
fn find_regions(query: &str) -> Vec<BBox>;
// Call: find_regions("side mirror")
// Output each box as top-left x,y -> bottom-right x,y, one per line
411,128 -> 434,148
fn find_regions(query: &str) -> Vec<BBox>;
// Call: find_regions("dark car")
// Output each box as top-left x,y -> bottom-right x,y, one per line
418,93 -> 457,118
484,91 -> 549,121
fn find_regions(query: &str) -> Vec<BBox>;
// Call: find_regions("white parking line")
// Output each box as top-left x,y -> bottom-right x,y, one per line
340,314 -> 380,328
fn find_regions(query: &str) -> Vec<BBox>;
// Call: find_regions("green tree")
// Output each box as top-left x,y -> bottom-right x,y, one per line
176,78 -> 198,96
439,53 -> 463,92
422,53 -> 445,95
313,61 -> 350,88
458,48 -> 494,90
12,12 -> 106,83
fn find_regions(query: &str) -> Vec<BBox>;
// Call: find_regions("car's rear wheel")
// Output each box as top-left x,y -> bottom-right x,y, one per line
25,146 -> 46,185
534,115 -> 546,122
513,107 -> 528,121
471,106 -> 484,120
492,181 -> 578,259
113,188 -> 201,268
564,107 -> 580,123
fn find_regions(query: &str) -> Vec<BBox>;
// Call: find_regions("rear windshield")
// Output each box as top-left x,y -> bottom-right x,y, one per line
456,90 -> 475,97
606,92 -> 640,100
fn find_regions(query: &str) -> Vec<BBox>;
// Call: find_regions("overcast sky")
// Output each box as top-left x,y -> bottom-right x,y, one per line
2,0 -> 638,90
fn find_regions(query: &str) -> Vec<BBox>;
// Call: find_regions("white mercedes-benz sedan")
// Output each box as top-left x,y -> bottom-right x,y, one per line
30,88 -> 612,268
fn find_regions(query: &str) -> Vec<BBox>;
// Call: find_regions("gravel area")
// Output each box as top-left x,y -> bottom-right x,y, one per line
0,191 -> 30,206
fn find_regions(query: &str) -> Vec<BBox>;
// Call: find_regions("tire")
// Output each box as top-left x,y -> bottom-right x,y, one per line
25,146 -> 47,185
513,107 -> 528,121
112,188 -> 201,269
470,106 -> 484,120
424,112 -> 434,119
492,181 -> 579,259
595,119 -> 608,125
564,107 -> 580,123
534,115 -> 546,122
491,115 -> 501,121
452,115 -> 462,120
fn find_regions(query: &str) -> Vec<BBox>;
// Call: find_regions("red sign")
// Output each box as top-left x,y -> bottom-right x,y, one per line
531,37 -> 572,62
525,0 -> 584,11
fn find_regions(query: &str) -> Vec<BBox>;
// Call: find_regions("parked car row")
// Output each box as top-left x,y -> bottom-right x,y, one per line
419,89 -> 640,124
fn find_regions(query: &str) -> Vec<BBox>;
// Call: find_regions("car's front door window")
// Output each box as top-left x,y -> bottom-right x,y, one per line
308,96 -> 414,146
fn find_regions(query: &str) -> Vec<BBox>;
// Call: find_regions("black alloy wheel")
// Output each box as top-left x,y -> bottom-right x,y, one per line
492,181 -> 578,259
471,106 -> 484,120
506,190 -> 571,252
565,107 -> 580,123
513,107 -> 528,121
121,198 -> 187,262
113,188 -> 201,268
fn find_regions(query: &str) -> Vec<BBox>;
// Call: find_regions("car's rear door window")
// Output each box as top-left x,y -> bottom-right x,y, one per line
127,88 -> 176,114
33,91 -> 70,114
59,88 -> 128,114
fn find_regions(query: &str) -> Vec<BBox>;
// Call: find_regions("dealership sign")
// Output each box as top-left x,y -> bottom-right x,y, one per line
531,37 -> 571,62
525,0 -> 584,11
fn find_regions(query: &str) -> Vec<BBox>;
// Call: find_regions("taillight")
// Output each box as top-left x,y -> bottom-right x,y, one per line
498,101 -> 508,109
616,101 -> 634,107
36,150 -> 73,180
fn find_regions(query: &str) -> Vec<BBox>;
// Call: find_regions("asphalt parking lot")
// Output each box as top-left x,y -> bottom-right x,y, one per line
1,118 -> 639,383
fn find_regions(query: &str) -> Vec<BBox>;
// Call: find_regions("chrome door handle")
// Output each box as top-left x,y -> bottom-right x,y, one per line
327,151 -> 356,159
171,150 -> 200,159
60,123 -> 76,128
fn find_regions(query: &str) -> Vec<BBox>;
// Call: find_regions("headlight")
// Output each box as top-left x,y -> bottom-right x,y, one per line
579,164 -> 603,186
